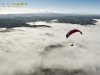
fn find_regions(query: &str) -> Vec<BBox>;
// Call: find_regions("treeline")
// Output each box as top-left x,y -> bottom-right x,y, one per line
0,18 -> 51,28
0,19 -> 29,28
10,16 -> 99,25
0,15 -> 100,28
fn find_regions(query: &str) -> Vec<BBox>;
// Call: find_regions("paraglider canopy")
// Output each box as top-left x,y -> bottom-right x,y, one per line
66,29 -> 83,46
66,29 -> 82,38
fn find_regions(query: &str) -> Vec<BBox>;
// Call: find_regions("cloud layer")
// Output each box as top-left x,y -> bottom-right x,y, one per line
0,20 -> 100,75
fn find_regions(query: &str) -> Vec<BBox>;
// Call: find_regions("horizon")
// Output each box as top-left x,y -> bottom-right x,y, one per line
0,0 -> 100,14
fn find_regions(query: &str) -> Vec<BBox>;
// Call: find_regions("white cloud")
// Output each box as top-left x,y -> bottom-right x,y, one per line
0,20 -> 100,75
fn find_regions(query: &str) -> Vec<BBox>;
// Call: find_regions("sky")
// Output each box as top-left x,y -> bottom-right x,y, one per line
0,0 -> 100,14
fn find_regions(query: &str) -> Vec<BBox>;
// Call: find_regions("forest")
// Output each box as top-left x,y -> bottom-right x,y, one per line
0,13 -> 100,28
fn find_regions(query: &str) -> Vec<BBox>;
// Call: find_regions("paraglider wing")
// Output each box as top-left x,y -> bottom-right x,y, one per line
66,29 -> 82,38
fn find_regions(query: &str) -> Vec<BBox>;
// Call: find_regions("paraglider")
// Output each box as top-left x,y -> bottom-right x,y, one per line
66,29 -> 83,46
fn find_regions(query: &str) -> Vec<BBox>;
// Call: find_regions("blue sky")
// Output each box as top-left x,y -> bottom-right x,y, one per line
0,0 -> 100,14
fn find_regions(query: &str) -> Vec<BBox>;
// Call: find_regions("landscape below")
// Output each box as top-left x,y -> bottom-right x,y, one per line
0,13 -> 100,28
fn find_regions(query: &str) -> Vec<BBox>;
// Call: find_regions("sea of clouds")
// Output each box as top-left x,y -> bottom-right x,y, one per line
0,19 -> 100,75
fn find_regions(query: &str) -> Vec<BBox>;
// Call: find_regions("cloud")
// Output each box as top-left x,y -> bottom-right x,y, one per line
0,19 -> 100,75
